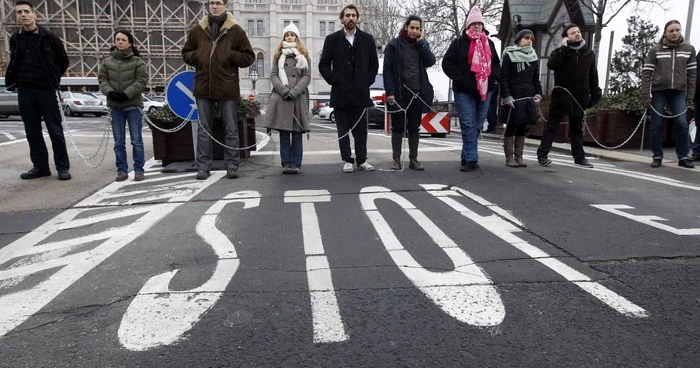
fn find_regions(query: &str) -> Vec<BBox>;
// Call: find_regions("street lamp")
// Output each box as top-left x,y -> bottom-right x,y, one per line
250,68 -> 258,96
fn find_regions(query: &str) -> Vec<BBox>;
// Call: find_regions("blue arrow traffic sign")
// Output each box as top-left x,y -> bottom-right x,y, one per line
166,71 -> 198,120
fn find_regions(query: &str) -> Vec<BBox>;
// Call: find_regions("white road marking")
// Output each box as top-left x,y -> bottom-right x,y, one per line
359,186 -> 506,327
3,133 -> 16,140
285,190 -> 348,344
591,204 -> 700,236
118,191 -> 260,351
422,184 -> 648,318
0,160 -> 225,338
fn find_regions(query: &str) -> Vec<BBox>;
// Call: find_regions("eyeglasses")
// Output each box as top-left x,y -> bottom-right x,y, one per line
209,1 -> 225,6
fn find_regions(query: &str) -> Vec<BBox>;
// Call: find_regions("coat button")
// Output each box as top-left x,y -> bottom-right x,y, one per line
292,75 -> 296,77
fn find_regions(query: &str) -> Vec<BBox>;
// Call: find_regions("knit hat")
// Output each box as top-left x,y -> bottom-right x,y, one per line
514,29 -> 533,44
562,24 -> 580,38
465,6 -> 486,30
283,23 -> 300,38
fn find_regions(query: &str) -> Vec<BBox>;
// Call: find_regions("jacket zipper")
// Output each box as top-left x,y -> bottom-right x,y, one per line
208,29 -> 227,97
671,48 -> 675,89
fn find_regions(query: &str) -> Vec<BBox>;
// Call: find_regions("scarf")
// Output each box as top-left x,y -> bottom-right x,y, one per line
501,45 -> 537,72
662,36 -> 685,49
399,29 -> 417,44
207,11 -> 227,38
568,39 -> 586,51
466,29 -> 492,101
277,41 -> 309,86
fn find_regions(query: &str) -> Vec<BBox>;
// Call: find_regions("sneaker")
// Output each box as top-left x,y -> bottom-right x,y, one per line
468,161 -> 479,170
650,158 -> 662,168
343,162 -> 353,173
115,173 -> 128,182
409,160 -> 424,171
134,173 -> 145,182
291,167 -> 300,174
538,156 -> 552,167
678,159 -> 695,169
226,168 -> 239,179
691,155 -> 700,162
358,162 -> 375,171
283,165 -> 295,174
391,158 -> 402,171
574,158 -> 594,168
58,170 -> 72,181
20,167 -> 51,180
196,169 -> 210,180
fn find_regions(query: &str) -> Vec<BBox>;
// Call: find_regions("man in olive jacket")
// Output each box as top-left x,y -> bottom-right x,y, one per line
182,0 -> 255,180
536,24 -> 601,168
319,4 -> 379,173
5,1 -> 71,181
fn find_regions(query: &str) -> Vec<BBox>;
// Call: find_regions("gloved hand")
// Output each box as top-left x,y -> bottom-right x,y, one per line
643,101 -> 650,110
283,92 -> 293,100
502,97 -> 515,109
109,91 -> 128,102
533,95 -> 542,104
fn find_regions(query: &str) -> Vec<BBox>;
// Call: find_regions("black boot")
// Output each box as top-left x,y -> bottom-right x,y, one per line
391,130 -> 403,159
408,132 -> 420,162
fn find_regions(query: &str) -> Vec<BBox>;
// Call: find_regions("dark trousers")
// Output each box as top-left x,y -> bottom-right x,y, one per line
485,91 -> 498,132
18,87 -> 70,172
504,123 -> 526,137
537,115 -> 585,159
196,98 -> 239,170
693,102 -> 700,157
391,90 -> 422,159
335,107 -> 368,164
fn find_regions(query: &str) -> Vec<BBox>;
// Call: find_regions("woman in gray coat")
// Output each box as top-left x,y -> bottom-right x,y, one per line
263,23 -> 311,174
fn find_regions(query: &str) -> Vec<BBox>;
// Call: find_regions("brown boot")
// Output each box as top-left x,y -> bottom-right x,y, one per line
514,136 -> 527,167
503,137 -> 518,167
391,158 -> 402,170
409,159 -> 424,170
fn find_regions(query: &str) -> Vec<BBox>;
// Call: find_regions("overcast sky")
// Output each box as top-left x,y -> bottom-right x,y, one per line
427,1 -> 698,100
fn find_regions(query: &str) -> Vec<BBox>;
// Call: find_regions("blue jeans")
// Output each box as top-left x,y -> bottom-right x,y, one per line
279,130 -> 303,168
650,90 -> 689,160
692,102 -> 700,157
454,91 -> 492,162
111,107 -> 145,174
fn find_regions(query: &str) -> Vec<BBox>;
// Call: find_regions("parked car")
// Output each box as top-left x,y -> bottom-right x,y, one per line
0,90 -> 21,118
367,101 -> 386,129
142,94 -> 165,112
150,95 -> 166,103
318,105 -> 335,123
61,92 -> 107,117
84,92 -> 107,104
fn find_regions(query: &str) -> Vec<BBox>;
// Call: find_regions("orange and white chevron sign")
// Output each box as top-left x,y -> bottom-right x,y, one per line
419,112 -> 451,134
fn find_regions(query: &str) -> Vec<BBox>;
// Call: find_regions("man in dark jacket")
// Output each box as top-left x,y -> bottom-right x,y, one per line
5,0 -> 71,180
182,0 -> 255,180
537,24 -> 601,168
383,15 -> 436,171
319,4 -> 379,173
692,52 -> 700,161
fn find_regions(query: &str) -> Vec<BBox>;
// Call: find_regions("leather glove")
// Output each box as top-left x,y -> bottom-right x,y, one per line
110,91 -> 128,102
283,92 -> 294,100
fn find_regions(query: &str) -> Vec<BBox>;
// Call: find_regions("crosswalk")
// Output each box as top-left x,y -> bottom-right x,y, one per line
0,161 -> 653,351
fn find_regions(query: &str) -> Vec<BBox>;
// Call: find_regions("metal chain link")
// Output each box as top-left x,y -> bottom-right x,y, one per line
56,90 -> 111,169
140,107 -> 193,133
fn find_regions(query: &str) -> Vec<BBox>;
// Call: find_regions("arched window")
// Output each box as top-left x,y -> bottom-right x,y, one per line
250,52 -> 265,77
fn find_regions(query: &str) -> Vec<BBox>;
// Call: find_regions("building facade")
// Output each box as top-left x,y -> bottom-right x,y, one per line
1,0 -> 361,104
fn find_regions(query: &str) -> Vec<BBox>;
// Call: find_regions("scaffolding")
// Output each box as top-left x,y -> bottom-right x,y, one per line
1,0 -> 209,91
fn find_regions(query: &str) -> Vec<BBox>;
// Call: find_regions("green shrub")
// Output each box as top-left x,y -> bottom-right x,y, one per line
147,99 -> 261,129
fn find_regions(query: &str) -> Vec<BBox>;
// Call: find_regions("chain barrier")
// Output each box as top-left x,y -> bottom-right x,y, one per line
55,90 -> 112,169
140,106 -> 192,134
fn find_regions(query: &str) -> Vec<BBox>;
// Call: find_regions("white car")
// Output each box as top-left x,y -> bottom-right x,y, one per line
318,105 -> 335,123
142,95 -> 165,112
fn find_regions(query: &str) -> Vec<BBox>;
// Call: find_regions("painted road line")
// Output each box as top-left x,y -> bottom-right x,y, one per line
591,204 -> 700,236
118,191 -> 260,351
285,190 -> 348,344
422,184 -> 648,318
0,160 -> 225,338
360,186 -> 506,327
3,133 -> 16,140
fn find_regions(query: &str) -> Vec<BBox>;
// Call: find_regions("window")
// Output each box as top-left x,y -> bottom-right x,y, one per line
249,52 -> 265,77
318,0 -> 338,4
283,20 -> 300,29
247,19 -> 264,36
282,0 -> 301,3
319,21 -> 335,36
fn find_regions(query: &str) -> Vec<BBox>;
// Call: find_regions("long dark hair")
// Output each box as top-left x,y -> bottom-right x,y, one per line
403,15 -> 422,30
660,20 -> 681,43
111,29 -> 140,56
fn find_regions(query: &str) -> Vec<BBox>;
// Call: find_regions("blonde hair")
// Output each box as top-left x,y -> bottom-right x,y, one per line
273,33 -> 310,62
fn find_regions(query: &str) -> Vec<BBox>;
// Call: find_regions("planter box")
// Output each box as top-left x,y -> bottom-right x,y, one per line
152,118 -> 257,166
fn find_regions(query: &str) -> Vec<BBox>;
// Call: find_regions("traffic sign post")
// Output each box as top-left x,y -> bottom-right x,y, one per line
166,71 -> 199,158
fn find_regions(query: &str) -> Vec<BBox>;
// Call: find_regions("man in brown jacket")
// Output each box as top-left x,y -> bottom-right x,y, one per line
182,0 -> 255,179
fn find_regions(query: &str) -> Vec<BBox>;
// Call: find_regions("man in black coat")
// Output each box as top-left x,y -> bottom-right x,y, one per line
692,52 -> 700,161
5,0 -> 71,180
537,24 -> 601,168
319,4 -> 379,173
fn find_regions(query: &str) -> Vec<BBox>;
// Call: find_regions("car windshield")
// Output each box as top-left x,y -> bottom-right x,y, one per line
369,74 -> 384,90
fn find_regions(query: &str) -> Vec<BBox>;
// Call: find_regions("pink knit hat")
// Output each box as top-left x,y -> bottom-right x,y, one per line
465,6 -> 486,29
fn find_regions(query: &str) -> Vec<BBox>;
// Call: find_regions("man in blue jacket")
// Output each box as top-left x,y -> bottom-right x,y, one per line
383,15 -> 436,170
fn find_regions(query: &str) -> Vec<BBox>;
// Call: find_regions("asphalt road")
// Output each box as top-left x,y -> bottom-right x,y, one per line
1,115 -> 699,367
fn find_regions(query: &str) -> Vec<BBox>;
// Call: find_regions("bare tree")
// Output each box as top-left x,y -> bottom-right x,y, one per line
358,0 -> 405,49
579,0 -> 669,62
